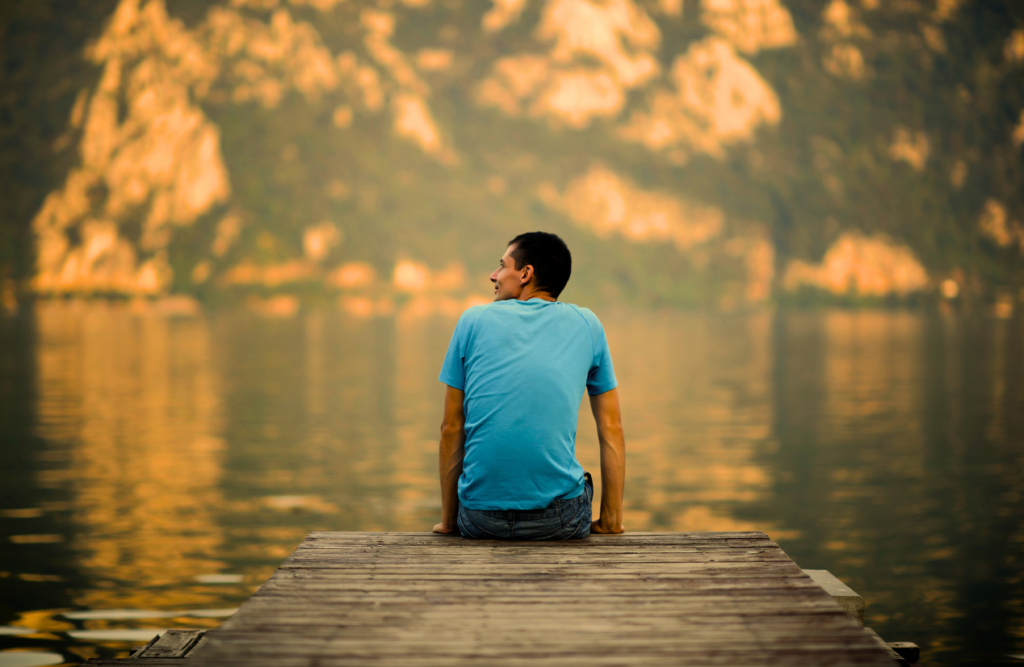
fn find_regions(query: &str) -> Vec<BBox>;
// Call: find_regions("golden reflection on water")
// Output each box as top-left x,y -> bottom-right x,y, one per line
7,302 -> 1024,665
821,312 -> 926,445
796,313 -> 930,571
34,302 -> 229,611
591,309 -> 776,532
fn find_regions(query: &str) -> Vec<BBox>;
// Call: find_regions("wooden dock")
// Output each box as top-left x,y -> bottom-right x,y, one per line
86,531 -> 899,666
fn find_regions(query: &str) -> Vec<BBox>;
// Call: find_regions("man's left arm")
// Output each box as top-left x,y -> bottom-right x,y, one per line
433,385 -> 466,534
589,387 -> 626,534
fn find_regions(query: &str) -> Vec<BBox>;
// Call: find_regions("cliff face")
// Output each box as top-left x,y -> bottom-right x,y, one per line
3,0 -> 1023,309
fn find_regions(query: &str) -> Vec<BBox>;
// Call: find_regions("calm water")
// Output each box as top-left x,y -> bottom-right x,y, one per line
1,303 -> 1022,666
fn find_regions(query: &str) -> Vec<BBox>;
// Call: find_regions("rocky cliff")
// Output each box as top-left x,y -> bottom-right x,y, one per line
2,0 -> 1022,311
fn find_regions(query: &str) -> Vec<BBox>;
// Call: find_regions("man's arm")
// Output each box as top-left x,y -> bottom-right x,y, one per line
433,385 -> 466,534
589,387 -> 625,534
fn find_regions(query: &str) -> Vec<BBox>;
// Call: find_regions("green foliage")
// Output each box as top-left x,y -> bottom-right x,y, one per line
0,0 -> 119,287
2,0 -> 1023,305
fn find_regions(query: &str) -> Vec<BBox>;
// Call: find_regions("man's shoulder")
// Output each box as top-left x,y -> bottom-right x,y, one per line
458,300 -> 602,330
458,302 -> 496,322
560,302 -> 603,329
453,302 -> 504,335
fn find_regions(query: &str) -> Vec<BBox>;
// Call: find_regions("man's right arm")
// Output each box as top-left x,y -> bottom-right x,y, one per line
433,385 -> 466,534
589,387 -> 625,534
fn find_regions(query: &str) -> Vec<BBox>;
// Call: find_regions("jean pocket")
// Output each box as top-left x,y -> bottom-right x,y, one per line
459,508 -> 509,539
517,520 -> 571,540
567,514 -> 591,539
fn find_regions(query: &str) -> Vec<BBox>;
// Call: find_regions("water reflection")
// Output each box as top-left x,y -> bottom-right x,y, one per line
593,309 -> 777,532
772,312 -> 1024,665
0,304 -> 1022,665
34,303 -> 228,611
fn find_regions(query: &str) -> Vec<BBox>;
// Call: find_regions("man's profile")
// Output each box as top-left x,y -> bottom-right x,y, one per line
433,231 -> 626,539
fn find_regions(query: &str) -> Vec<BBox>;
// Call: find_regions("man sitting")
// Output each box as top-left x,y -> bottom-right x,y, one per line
433,231 -> 626,539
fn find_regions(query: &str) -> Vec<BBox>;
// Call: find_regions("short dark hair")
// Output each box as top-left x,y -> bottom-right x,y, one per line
507,231 -> 572,298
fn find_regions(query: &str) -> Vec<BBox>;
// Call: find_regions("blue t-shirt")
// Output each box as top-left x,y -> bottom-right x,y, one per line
438,298 -> 617,510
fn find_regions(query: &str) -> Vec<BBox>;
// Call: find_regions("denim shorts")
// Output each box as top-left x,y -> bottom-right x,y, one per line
457,473 -> 593,541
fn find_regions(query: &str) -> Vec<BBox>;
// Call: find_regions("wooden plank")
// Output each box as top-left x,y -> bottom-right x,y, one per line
281,557 -> 794,567
83,661 -> 193,666
249,591 -> 839,603
192,653 -> 884,667
188,532 -> 893,667
195,643 -> 893,666
215,614 -> 862,629
254,579 -> 826,595
285,549 -> 788,559
803,569 -> 866,624
201,632 -> 892,653
295,538 -> 776,547
136,629 -> 206,658
186,631 -> 210,657
275,564 -> 805,575
248,586 -> 836,598
208,625 -> 872,643
292,541 -> 779,551
300,533 -> 773,541
863,627 -> 909,665
127,634 -> 160,657
80,631 -> 207,664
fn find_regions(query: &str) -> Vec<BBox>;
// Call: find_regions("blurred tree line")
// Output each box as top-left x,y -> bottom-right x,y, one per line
1,0 -> 1022,308
0,0 -> 119,295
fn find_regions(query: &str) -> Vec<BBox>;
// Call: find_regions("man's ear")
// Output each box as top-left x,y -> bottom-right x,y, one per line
520,265 -> 534,285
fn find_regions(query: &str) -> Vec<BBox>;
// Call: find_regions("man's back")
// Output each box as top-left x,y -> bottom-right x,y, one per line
439,298 -> 616,510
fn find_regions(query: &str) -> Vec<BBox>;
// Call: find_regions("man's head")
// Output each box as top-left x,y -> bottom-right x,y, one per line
490,231 -> 572,301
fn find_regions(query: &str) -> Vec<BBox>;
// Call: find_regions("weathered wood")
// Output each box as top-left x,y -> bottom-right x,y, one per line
83,661 -> 191,666
197,653 -> 887,667
135,630 -> 206,658
863,627 -> 909,665
304,531 -> 771,539
180,532 -> 893,666
803,569 -> 866,624
186,631 -> 210,658
80,630 -> 208,664
128,634 -> 160,657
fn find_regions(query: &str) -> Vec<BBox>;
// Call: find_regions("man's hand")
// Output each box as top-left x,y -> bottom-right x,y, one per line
591,518 -> 624,534
432,522 -> 459,535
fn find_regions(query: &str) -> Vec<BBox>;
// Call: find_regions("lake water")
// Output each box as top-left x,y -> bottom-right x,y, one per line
1,302 -> 1022,666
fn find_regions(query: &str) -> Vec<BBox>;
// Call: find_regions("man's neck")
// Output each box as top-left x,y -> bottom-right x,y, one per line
517,286 -> 556,302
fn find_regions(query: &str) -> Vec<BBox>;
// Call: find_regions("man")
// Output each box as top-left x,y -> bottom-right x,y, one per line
432,231 -> 626,539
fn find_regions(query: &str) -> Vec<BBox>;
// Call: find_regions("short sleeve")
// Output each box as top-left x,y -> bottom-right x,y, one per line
438,310 -> 471,390
585,315 -> 617,396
